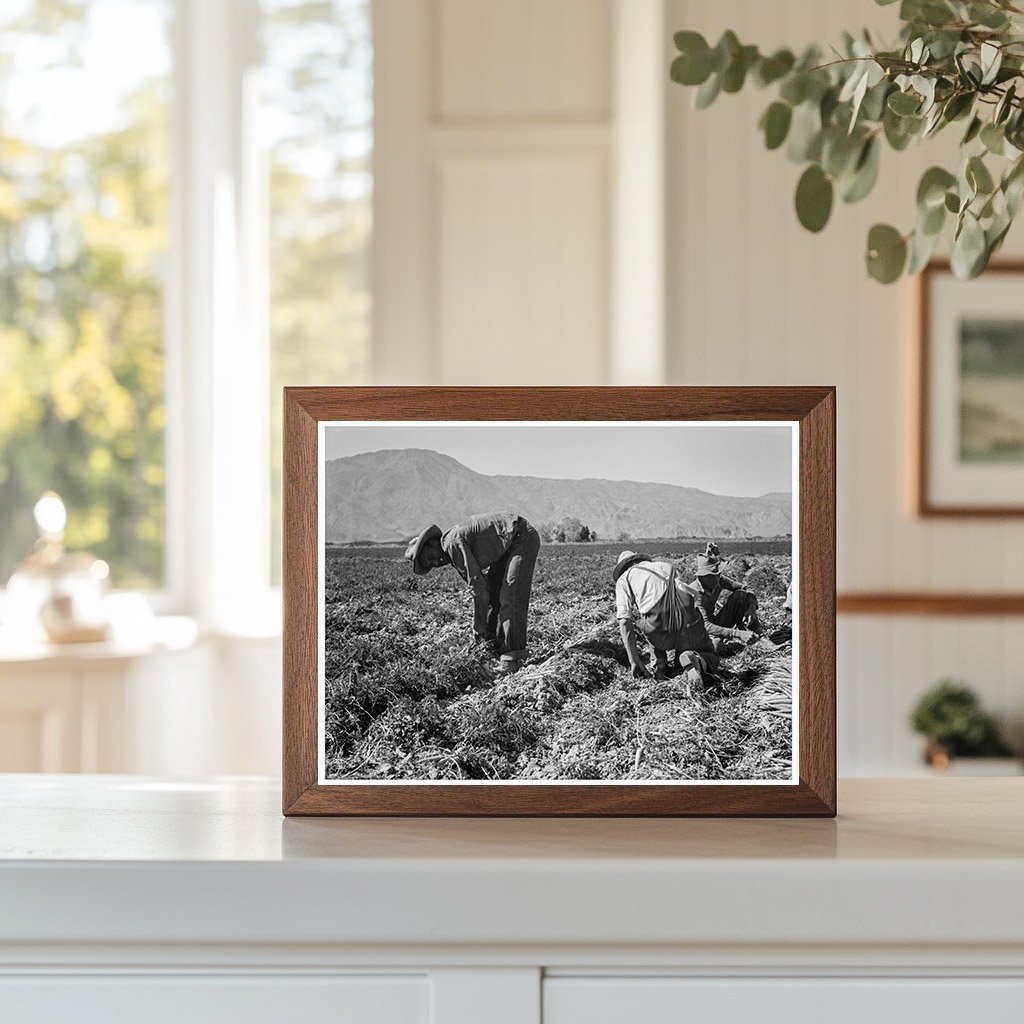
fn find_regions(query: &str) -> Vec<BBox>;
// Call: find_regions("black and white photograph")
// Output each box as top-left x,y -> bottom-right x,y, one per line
919,262 -> 1024,514
318,421 -> 798,784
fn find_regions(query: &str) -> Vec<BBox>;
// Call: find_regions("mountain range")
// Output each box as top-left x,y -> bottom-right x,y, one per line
324,448 -> 791,544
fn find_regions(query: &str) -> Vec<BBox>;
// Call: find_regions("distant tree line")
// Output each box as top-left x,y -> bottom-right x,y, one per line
537,518 -> 599,543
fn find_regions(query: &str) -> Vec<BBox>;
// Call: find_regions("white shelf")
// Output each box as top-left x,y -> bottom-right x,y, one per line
0,776 -> 1022,951
2,775 -> 1022,1020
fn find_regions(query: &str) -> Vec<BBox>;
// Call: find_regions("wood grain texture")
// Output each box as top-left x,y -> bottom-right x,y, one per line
915,260 -> 1024,518
838,592 -> 1024,616
282,392 -> 319,813
282,387 -> 836,817
799,388 -> 837,813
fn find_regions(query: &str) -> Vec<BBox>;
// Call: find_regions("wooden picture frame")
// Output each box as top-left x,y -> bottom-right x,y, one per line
283,387 -> 836,816
916,261 -> 1024,517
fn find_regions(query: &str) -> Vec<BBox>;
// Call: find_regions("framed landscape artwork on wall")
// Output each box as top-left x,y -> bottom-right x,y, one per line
917,262 -> 1024,516
282,387 -> 835,816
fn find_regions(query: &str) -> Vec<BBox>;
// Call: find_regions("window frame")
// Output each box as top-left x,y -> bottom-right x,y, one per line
167,0 -> 279,633
2,0 -> 369,634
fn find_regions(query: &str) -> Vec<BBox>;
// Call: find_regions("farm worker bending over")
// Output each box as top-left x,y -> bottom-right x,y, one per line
613,551 -> 718,687
689,542 -> 761,647
405,512 -> 541,674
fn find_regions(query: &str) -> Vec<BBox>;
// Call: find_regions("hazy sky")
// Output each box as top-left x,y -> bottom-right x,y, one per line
323,422 -> 794,496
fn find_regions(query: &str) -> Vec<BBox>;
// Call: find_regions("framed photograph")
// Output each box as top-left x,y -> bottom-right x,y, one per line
283,387 -> 835,816
917,261 -> 1024,516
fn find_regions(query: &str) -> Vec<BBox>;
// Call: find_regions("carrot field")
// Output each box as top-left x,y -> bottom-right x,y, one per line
323,543 -> 794,782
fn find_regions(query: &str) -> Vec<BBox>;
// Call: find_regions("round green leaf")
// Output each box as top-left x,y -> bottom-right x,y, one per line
674,29 -> 707,53
721,44 -> 758,93
866,223 -> 908,284
787,101 -> 823,162
795,164 -> 834,233
944,190 -> 961,214
920,199 -> 945,236
754,49 -> 794,87
694,73 -> 721,109
842,137 -> 880,204
779,74 -> 807,106
943,92 -> 974,123
888,91 -> 920,116
970,1 -> 1009,29
952,213 -> 987,279
884,107 -> 924,151
962,116 -> 983,145
967,155 -> 995,196
908,223 -> 942,274
917,166 -> 957,211
1005,159 -> 1024,216
823,129 -> 862,179
996,83 -> 1017,125
981,122 -> 1005,155
760,101 -> 792,150
671,32 -> 712,86
710,31 -> 740,73
861,80 -> 891,123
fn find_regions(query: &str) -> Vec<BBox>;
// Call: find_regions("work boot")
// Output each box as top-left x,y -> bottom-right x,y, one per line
495,653 -> 525,676
680,666 -> 702,699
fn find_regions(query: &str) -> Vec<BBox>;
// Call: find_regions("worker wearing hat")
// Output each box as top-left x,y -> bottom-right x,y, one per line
689,542 -> 761,646
613,550 -> 718,687
405,511 -> 541,673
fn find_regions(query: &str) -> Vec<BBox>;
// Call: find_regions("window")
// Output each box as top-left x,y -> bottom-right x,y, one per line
0,0 -> 373,617
0,0 -> 173,589
261,0 -> 372,581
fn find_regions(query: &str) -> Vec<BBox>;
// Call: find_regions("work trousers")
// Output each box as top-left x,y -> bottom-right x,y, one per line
709,588 -> 759,629
638,585 -> 719,677
484,521 -> 541,658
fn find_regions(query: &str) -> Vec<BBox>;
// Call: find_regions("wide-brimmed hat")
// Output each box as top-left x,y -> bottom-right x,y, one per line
612,549 -> 651,583
404,524 -> 442,575
696,552 -> 721,575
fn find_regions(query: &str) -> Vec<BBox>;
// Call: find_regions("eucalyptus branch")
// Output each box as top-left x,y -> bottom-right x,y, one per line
670,0 -> 1024,283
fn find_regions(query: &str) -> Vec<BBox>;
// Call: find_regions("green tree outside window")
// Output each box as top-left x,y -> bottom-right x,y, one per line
0,0 -> 171,588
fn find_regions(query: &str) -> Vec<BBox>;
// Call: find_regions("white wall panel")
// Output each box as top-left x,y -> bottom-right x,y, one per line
432,0 -> 613,386
666,0 -> 1024,774
437,151 -> 608,384
375,0 -> 619,385
438,0 -> 610,120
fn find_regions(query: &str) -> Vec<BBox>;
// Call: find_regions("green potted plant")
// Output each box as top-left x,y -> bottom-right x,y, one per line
670,0 -> 1024,283
909,680 -> 1019,772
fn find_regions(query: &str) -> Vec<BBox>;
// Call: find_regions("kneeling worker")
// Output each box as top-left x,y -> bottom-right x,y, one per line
690,542 -> 762,646
613,550 -> 718,687
405,511 -> 541,673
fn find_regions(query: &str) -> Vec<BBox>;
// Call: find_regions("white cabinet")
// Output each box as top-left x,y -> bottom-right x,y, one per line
1,975 -> 428,1024
544,977 -> 1024,1024
1,777 -> 1022,1023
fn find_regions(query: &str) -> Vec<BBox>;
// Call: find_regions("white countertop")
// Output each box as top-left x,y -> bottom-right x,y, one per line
1,776 -> 1022,951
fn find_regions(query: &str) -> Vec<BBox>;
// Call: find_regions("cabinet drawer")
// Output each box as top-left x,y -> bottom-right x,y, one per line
544,977 -> 1024,1024
0,974 -> 427,1024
